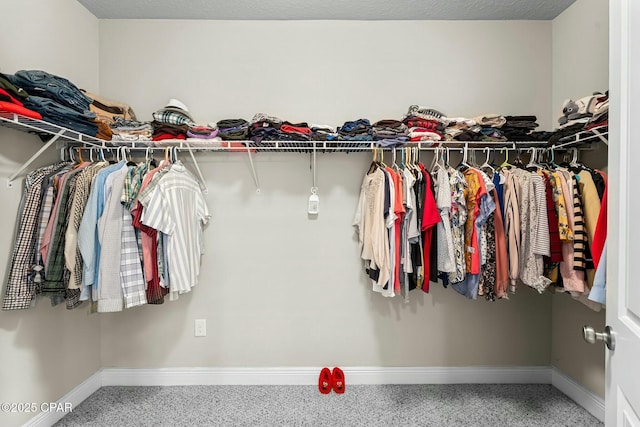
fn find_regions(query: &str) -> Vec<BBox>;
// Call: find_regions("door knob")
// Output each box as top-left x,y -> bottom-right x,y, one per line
582,325 -> 615,351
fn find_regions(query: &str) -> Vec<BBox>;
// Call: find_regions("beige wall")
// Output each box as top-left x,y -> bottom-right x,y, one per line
98,20 -> 554,369
0,1 -> 101,426
550,0 -> 609,398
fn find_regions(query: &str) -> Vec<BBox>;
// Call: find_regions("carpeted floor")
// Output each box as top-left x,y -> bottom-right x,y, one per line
54,384 -> 602,427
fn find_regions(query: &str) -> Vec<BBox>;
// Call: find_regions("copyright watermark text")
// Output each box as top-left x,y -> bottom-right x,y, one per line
1,402 -> 73,413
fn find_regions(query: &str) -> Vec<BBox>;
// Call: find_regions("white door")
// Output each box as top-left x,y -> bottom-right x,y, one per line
604,0 -> 640,425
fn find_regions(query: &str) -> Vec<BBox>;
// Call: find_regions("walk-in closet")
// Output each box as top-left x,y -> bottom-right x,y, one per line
1,0 -> 638,426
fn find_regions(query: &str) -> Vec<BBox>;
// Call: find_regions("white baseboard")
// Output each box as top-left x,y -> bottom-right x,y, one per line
551,367 -> 605,422
100,365 -> 551,387
23,371 -> 101,427
24,366 -> 603,426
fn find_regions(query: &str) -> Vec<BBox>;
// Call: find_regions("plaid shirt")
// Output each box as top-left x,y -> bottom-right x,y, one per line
152,110 -> 194,126
3,163 -> 68,310
65,163 -> 108,292
32,173 -> 57,286
121,207 -> 147,308
43,168 -> 84,305
122,163 -> 148,210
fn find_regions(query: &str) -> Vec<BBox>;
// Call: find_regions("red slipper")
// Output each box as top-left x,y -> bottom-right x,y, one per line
318,367 -> 333,394
331,367 -> 345,394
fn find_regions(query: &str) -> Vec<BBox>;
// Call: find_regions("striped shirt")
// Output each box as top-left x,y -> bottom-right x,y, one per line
572,175 -> 588,271
142,161 -> 209,298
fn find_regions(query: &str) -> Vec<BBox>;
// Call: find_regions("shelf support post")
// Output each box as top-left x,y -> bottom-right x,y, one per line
244,142 -> 261,194
6,129 -> 65,188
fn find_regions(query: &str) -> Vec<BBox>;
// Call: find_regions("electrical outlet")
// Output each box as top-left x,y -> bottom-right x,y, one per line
194,319 -> 207,337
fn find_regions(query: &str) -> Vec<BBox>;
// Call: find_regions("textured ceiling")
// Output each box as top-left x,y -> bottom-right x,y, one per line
77,0 -> 576,20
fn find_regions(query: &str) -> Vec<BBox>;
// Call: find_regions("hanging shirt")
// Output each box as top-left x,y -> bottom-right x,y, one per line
447,167 -> 467,284
387,168 -> 405,295
97,164 -> 129,312
65,162 -> 107,290
419,167 -> 441,292
556,170 -> 586,293
433,167 -> 455,274
492,188 -> 509,299
142,161 -> 210,298
518,171 -> 552,293
78,161 -> 126,300
502,168 -> 522,292
3,163 -> 68,310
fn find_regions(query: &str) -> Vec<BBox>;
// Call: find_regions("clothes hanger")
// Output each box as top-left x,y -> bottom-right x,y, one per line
525,147 -> 542,171
430,146 -> 442,173
480,147 -> 495,175
457,144 -> 470,171
499,146 -> 513,169
367,146 -> 379,174
379,146 -> 388,168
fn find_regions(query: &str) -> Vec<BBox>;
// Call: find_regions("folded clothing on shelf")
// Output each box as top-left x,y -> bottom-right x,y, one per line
280,121 -> 311,140
310,125 -> 337,141
152,98 -> 195,127
0,72 -> 29,101
547,91 -> 609,145
187,125 -> 218,139
111,117 -> 153,142
22,95 -> 97,136
501,115 -> 540,141
217,118 -> 249,140
338,118 -> 372,141
152,122 -> 188,141
0,87 -> 42,120
82,90 -> 137,125
403,105 -> 449,126
473,114 -> 506,128
7,70 -> 93,114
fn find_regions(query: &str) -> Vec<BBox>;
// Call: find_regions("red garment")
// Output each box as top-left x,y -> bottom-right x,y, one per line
280,124 -> 311,134
132,202 -> 168,304
419,165 -> 441,292
0,101 -> 42,120
0,88 -> 24,106
592,185 -> 607,268
404,118 -> 440,130
152,132 -> 186,141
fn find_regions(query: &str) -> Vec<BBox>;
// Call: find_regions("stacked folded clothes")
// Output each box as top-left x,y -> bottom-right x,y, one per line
23,95 -> 98,136
310,124 -> 337,141
152,99 -> 194,141
443,117 -> 478,141
217,118 -> 249,140
111,117 -> 153,143
0,73 -> 42,120
82,90 -> 137,126
338,119 -> 372,141
500,116 -> 539,141
250,113 -> 282,143
548,91 -> 609,145
6,70 -> 98,135
280,122 -> 311,141
372,119 -> 408,147
471,114 -> 507,142
402,106 -> 448,143
187,125 -> 218,139
585,91 -> 608,131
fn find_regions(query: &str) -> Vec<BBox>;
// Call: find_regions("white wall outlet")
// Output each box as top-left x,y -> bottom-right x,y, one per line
194,319 -> 207,337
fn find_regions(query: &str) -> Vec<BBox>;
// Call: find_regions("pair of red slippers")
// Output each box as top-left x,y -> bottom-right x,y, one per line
318,367 -> 345,394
